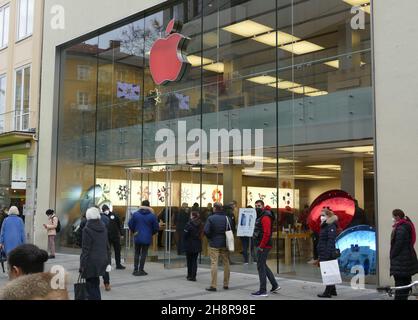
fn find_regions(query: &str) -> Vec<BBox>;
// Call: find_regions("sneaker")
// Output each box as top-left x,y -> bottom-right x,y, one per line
138,270 -> 148,276
251,291 -> 268,297
223,286 -> 229,290
116,265 -> 126,270
104,284 -> 111,291
48,255 -> 56,259
271,285 -> 281,293
132,270 -> 140,276
188,278 -> 196,282
206,287 -> 217,292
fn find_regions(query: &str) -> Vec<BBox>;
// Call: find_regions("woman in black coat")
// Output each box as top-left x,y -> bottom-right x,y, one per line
183,211 -> 203,281
80,207 -> 111,300
390,209 -> 418,300
317,208 -> 339,298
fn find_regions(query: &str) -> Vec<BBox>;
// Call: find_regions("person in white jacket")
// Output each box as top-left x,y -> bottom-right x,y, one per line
43,209 -> 58,259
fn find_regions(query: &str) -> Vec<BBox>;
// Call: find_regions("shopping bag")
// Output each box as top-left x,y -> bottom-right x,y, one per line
225,217 -> 235,252
74,274 -> 88,300
320,260 -> 342,286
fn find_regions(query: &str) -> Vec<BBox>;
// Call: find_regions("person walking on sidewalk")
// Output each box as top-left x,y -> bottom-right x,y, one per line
128,200 -> 159,276
251,200 -> 280,297
43,209 -> 58,259
317,208 -> 339,298
0,206 -> 25,256
183,211 -> 203,282
204,202 -> 231,292
101,205 -> 126,270
79,207 -> 111,300
390,209 -> 418,300
99,209 -> 112,292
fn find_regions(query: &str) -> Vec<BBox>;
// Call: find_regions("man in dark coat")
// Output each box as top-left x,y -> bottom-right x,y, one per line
183,212 -> 203,281
317,209 -> 339,298
204,202 -> 231,292
390,209 -> 418,300
128,200 -> 159,276
175,203 -> 190,255
79,207 -> 111,300
101,205 -> 125,270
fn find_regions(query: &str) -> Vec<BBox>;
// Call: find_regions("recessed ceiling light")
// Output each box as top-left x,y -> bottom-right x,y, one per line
343,0 -> 369,6
222,20 -> 273,38
324,60 -> 339,69
247,75 -> 277,85
268,80 -> 301,90
337,146 -> 374,153
203,62 -> 225,73
187,55 -> 214,67
306,90 -> 328,97
294,175 -> 335,180
288,86 -> 320,95
280,41 -> 324,55
308,165 -> 341,171
254,31 -> 299,47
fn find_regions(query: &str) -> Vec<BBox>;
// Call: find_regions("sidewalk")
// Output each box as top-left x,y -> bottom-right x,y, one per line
0,253 -> 390,300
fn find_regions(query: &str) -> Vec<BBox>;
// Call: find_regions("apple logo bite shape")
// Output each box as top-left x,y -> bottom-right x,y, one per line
150,19 -> 191,86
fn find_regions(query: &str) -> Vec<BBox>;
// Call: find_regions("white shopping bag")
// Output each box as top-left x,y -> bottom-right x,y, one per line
320,260 -> 342,286
225,217 -> 235,252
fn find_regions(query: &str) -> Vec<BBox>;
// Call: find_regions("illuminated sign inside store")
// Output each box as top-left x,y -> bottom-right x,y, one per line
149,19 -> 190,85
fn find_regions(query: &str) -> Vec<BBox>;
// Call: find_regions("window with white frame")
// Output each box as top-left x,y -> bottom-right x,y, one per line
77,92 -> 90,108
77,65 -> 91,81
0,75 -> 6,132
17,0 -> 34,40
14,65 -> 31,131
0,4 -> 10,48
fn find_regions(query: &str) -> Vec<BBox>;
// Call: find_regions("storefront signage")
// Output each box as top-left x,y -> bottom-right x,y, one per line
150,19 -> 190,85
11,154 -> 27,190
237,208 -> 257,237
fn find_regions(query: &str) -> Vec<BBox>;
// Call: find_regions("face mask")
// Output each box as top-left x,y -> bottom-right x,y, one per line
105,210 -> 110,215
320,216 -> 327,223
256,208 -> 263,217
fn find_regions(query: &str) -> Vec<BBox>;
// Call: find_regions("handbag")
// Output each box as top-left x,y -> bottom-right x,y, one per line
320,260 -> 342,286
74,273 -> 88,300
225,217 -> 235,252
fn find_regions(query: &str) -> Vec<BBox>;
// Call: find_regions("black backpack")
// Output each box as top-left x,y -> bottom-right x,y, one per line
55,217 -> 61,233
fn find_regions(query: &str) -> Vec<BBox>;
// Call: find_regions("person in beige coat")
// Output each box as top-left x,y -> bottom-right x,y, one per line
43,209 -> 58,259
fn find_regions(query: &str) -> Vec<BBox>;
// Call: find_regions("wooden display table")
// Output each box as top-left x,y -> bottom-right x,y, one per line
273,231 -> 312,265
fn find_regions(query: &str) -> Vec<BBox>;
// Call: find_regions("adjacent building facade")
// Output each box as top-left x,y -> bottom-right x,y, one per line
0,0 -> 43,242
34,0 -> 418,287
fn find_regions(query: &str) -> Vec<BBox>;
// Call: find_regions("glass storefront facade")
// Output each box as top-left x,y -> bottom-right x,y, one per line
56,0 -> 374,283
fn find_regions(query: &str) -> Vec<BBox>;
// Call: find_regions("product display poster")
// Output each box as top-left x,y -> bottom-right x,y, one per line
237,208 -> 257,237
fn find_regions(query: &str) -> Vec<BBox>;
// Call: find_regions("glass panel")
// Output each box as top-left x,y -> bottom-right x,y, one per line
0,75 -> 5,132
14,69 -> 23,130
3,6 -> 9,46
55,38 -> 99,250
23,66 -> 30,115
18,0 -> 28,39
27,0 -> 34,36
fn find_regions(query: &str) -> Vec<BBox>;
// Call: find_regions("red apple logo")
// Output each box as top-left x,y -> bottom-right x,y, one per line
150,19 -> 190,85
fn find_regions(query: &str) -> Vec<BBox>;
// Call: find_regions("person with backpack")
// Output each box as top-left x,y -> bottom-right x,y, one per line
43,209 -> 59,259
390,209 -> 418,300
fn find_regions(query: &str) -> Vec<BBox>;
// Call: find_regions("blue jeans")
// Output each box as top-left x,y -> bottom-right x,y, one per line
256,248 -> 278,293
241,237 -> 255,263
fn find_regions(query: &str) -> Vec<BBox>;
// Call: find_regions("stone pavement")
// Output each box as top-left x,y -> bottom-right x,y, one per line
0,253 -> 392,300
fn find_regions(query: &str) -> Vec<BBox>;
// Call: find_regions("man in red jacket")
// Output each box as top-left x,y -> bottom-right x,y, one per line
251,200 -> 280,297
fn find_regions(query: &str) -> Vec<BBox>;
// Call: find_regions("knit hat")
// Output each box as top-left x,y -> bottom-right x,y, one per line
86,207 -> 100,220
8,206 -> 19,216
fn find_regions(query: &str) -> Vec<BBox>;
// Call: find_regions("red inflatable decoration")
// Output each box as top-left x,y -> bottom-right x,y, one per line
307,190 -> 355,234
